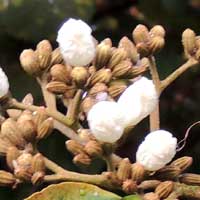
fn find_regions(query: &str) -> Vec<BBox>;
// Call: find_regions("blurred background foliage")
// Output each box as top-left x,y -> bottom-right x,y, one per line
1,0 -> 200,199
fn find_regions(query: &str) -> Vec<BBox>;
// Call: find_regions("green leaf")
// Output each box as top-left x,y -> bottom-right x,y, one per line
25,182 -> 122,200
122,194 -> 142,200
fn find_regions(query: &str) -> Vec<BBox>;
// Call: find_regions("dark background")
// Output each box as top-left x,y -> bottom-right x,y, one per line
1,0 -> 200,199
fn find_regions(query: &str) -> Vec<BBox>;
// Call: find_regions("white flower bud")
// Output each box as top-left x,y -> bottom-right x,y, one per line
56,18 -> 96,66
136,130 -> 177,171
0,67 -> 9,97
87,101 -> 125,143
118,77 -> 158,127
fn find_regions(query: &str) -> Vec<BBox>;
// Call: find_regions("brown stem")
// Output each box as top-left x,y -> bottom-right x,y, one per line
66,89 -> 83,121
160,58 -> 199,92
36,76 -> 57,111
148,56 -> 161,131
10,99 -> 74,128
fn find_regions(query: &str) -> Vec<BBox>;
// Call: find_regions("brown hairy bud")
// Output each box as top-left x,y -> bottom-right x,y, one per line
118,36 -> 138,63
31,153 -> 45,172
17,153 -> 33,168
94,43 -> 112,69
88,83 -> 108,97
154,166 -> 181,180
73,153 -> 92,166
138,180 -> 161,190
65,140 -> 85,155
36,118 -> 53,140
32,108 -> 48,127
0,170 -> 16,186
112,59 -> 133,78
170,156 -> 193,173
14,167 -> 32,181
150,25 -> 165,38
20,49 -> 40,75
31,171 -> 45,185
182,28 -> 196,57
155,181 -> 174,198
179,173 -> 200,185
18,111 -> 33,123
6,146 -> 20,170
108,80 -> 127,98
51,48 -> 63,66
143,192 -> 160,200
71,66 -> 89,87
89,69 -> 112,87
46,81 -> 68,94
136,42 -> 150,57
50,64 -> 71,84
149,36 -> 165,53
117,158 -> 132,181
102,172 -> 121,186
131,163 -> 146,183
6,109 -> 22,120
84,140 -> 103,157
132,24 -> 149,44
17,119 -> 36,142
122,179 -> 137,194
0,137 -> 13,156
100,38 -> 112,47
36,40 -> 52,69
108,48 -> 127,69
1,118 -> 26,148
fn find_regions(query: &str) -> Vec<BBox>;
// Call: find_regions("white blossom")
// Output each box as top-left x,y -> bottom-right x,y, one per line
0,67 -> 9,97
87,101 -> 125,143
57,18 -> 96,66
118,77 -> 158,127
136,130 -> 177,171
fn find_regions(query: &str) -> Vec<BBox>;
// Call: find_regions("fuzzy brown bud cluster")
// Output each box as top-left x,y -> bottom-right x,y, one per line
132,25 -> 165,57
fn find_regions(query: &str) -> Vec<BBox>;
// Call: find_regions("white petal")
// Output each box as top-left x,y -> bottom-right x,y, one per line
0,67 -> 9,97
87,101 -> 125,143
136,130 -> 177,171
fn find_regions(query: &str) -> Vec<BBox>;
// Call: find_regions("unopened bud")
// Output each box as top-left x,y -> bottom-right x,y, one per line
50,48 -> 63,66
108,80 -> 127,99
143,192 -> 160,200
179,173 -> 200,185
155,181 -> 174,198
150,25 -> 165,38
182,29 -> 196,57
101,38 -> 112,47
50,64 -> 71,84
138,180 -> 160,190
89,69 -> 112,87
71,66 -> 89,87
6,146 -> 20,170
31,153 -> 45,172
1,118 -> 26,148
22,93 -> 34,105
32,108 -> 48,127
155,166 -> 181,180
6,109 -> 22,120
73,153 -> 91,166
63,84 -> 77,99
88,83 -> 108,97
170,156 -> 193,173
117,158 -> 132,181
17,153 -> 33,168
17,119 -> 36,142
94,43 -> 112,69
118,36 -> 138,63
36,118 -> 53,140
65,140 -> 84,155
78,129 -> 96,142
149,36 -> 165,53
84,140 -> 103,157
0,138 -> 13,155
0,170 -> 16,186
122,179 -> 137,194
132,24 -> 149,44
46,81 -> 68,94
20,49 -> 40,75
36,40 -> 52,69
108,48 -> 127,69
136,42 -> 150,57
131,163 -> 146,183
14,167 -> 32,181
112,60 -> 132,78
